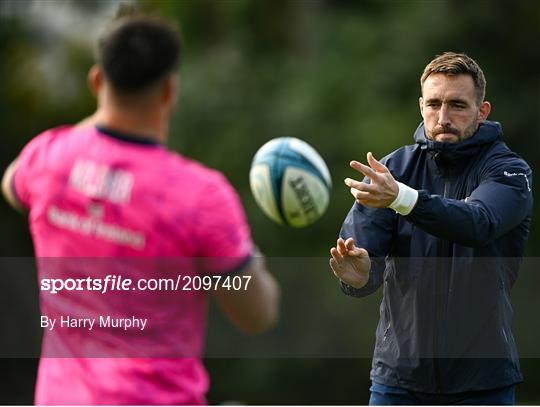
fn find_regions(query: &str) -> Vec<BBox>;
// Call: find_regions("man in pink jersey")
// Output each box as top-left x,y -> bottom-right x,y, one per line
2,13 -> 279,405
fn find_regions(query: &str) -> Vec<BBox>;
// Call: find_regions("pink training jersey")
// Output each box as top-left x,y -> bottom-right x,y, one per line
13,125 -> 254,405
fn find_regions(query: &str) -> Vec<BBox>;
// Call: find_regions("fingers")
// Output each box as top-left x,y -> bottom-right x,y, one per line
350,153 -> 389,180
344,177 -> 376,191
345,241 -> 369,258
329,258 -> 341,278
330,247 -> 341,261
331,237 -> 363,257
330,239 -> 345,263
330,243 -> 369,266
346,154 -> 394,208
367,152 -> 389,173
349,187 -> 369,201
344,178 -> 377,204
357,247 -> 369,257
350,160 -> 377,179
337,238 -> 347,255
329,238 -> 368,279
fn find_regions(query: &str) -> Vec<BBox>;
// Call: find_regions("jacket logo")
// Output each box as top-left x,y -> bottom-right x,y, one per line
503,171 -> 531,192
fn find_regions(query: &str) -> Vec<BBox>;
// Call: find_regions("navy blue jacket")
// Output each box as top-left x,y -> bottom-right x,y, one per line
340,120 -> 533,393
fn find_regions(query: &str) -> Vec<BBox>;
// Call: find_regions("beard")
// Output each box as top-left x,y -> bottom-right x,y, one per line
426,119 -> 479,143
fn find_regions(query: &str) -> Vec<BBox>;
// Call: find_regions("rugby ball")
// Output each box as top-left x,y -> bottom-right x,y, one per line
249,137 -> 332,228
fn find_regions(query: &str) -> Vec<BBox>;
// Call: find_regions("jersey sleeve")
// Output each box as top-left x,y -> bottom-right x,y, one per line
12,130 -> 55,209
191,172 -> 254,275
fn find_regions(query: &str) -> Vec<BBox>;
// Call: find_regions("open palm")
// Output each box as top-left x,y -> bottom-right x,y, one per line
329,237 -> 371,288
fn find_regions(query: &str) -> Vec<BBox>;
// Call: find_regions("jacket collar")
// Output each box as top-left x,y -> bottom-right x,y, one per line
414,120 -> 502,162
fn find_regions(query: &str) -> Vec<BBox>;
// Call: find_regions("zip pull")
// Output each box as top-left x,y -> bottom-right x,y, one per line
383,324 -> 390,341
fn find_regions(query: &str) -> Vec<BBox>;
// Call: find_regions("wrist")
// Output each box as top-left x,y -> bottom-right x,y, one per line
389,181 -> 418,215
341,279 -> 367,289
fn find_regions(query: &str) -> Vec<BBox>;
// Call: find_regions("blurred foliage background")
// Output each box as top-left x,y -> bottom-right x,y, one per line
0,0 -> 539,404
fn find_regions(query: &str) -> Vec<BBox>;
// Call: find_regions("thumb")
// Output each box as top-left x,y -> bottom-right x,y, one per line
367,152 -> 389,173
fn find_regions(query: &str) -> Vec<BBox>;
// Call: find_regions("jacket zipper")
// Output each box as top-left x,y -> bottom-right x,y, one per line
433,178 -> 449,393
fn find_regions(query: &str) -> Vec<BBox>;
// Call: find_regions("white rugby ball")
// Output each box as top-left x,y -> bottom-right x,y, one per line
249,137 -> 332,228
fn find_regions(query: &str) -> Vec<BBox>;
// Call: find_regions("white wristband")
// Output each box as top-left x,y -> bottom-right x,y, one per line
389,182 -> 418,216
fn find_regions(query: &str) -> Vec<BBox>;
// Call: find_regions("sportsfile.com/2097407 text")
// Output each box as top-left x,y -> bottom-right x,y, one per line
40,274 -> 252,294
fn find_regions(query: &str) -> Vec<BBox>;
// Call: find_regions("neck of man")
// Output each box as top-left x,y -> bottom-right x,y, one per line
93,104 -> 169,144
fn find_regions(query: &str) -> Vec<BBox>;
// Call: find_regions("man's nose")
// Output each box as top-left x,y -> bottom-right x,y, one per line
437,104 -> 451,127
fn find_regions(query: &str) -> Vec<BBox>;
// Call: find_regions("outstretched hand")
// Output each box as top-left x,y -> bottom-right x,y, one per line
329,237 -> 371,288
345,152 -> 399,208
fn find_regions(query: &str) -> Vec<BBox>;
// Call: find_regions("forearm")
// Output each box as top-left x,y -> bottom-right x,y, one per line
1,159 -> 25,213
213,253 -> 280,335
405,186 -> 530,247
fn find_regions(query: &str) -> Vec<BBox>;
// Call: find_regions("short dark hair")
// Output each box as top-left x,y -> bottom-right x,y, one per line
97,14 -> 181,92
421,52 -> 486,105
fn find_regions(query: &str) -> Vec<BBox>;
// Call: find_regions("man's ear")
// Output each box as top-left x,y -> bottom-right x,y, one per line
87,65 -> 103,97
419,97 -> 424,116
478,101 -> 491,122
161,75 -> 178,108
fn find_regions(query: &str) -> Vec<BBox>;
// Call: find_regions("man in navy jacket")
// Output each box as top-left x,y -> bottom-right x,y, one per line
330,52 -> 533,405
